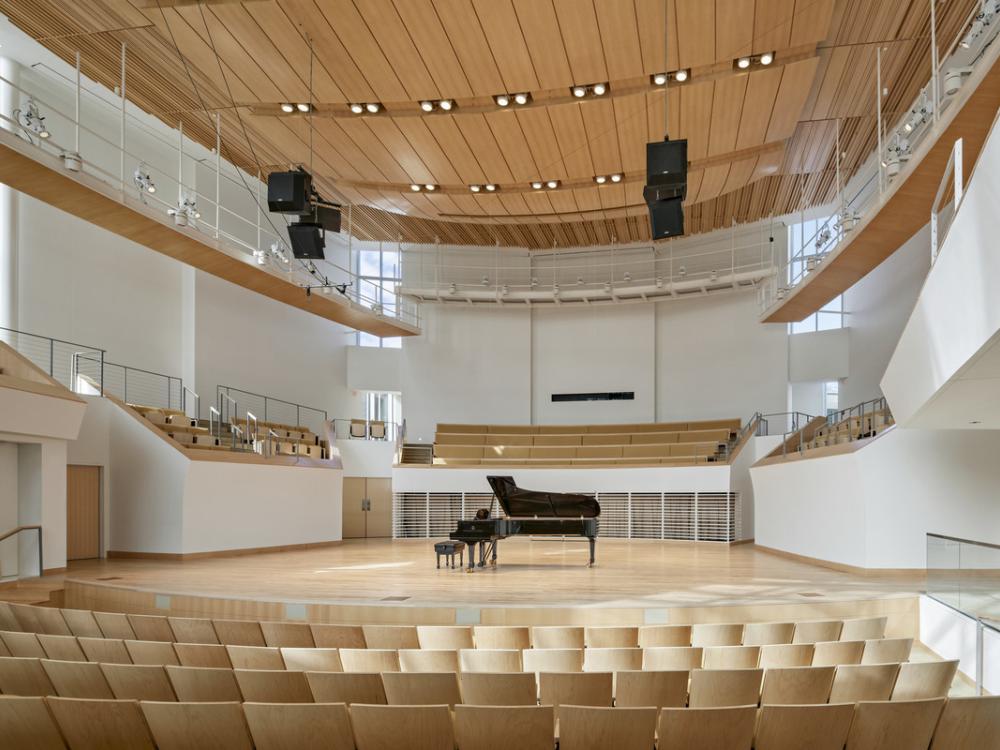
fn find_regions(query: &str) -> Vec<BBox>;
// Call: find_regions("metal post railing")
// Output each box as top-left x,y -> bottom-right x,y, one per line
209,406 -> 220,440
181,385 -> 199,420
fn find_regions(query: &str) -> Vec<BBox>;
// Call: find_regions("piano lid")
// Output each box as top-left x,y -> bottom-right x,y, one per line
486,476 -> 600,519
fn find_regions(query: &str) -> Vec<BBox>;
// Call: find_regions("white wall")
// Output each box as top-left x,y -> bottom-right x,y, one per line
842,224 -> 930,406
729,434 -> 783,540
401,305 -> 531,442
753,426 -> 1000,568
788,328 -> 850,383
657,292 -> 788,421
533,305 -> 654,424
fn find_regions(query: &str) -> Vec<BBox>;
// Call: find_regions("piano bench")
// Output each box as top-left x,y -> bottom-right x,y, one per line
434,541 -> 466,569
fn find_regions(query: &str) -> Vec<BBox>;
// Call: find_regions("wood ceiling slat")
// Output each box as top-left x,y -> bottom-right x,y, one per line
422,117 -> 487,184
453,115 -> 516,183
547,105 -> 597,179
597,182 -> 626,211
678,81 -> 715,160
721,155 -> 757,195
354,0 -> 442,101
675,0 -> 716,69
471,0 -> 540,93
308,0 -> 409,103
593,0 -> 644,82
336,118 -> 415,183
613,93 -> 648,172
697,163 -> 731,204
430,0 -> 506,95
752,0 -> 794,55
765,57 -> 819,142
789,0 -> 835,48
390,116 -> 463,185
716,0 -> 755,62
551,0 -> 609,86
578,99 -> 622,175
707,75 -> 748,157
517,108 -> 571,185
363,118 -> 437,184
512,0 -> 574,90
573,186 -> 604,213
735,67 -> 784,150
390,0 -> 474,99
634,0 -> 677,75
273,0 -> 376,102
685,168 -> 704,203
485,111 -> 543,182
498,192 -> 532,215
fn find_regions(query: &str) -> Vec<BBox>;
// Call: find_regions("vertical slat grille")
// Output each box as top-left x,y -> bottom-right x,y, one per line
393,491 -> 742,542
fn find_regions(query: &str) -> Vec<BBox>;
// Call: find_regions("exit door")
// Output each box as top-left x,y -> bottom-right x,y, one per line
343,478 -> 392,539
66,465 -> 100,560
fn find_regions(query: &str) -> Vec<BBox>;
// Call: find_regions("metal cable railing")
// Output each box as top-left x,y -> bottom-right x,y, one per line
216,385 -> 328,435
0,326 -> 105,393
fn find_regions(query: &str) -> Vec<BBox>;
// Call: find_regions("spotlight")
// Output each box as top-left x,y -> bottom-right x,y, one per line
470,184 -> 481,192
253,249 -> 267,266
168,195 -> 200,227
652,73 -> 668,86
604,282 -> 612,293
610,173 -> 622,183
760,52 -> 774,65
595,175 -> 607,184
674,69 -> 689,82
531,181 -> 543,190
420,101 -> 434,112
572,85 -> 587,98
710,270 -> 718,282
410,184 -> 421,191
623,271 -> 632,282
350,103 -> 364,114
501,284 -> 509,296
439,99 -> 454,111
552,282 -> 560,296
577,276 -> 584,285
424,184 -> 436,191
485,184 -> 497,191
133,163 -> 156,197
365,102 -> 381,113
296,102 -> 311,112
481,275 -> 489,286
737,57 -> 751,69
592,82 -> 607,96
16,97 -> 50,140
678,265 -> 686,277
448,282 -> 456,294
280,103 -> 295,113
495,94 -> 510,107
530,277 -> 538,287
655,277 -> 664,288
514,92 -> 530,105
546,180 -> 559,189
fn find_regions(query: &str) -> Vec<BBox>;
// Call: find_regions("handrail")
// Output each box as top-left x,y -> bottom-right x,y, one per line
0,525 -> 43,578
266,428 -> 281,458
218,384 -> 327,432
927,531 -> 1000,552
181,385 -> 200,421
930,138 -> 965,262
209,406 -> 221,440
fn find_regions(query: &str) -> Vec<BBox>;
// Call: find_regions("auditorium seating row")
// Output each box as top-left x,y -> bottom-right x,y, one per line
4,694 -> 996,750
0,657 -> 959,706
423,419 -> 742,467
0,630 -> 917,671
0,603 -> 890,648
804,410 -> 895,451
126,403 -> 329,458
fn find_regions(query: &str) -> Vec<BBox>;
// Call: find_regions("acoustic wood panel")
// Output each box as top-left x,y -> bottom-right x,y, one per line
0,0 -> 979,248
67,465 -> 100,561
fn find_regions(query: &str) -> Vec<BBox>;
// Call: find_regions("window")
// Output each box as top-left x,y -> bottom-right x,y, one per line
787,216 -> 845,335
824,381 -> 840,416
355,245 -> 402,348
365,391 -> 400,427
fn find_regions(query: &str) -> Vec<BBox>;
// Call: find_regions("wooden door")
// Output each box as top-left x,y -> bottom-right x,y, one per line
342,477 -> 368,539
366,478 -> 393,538
66,465 -> 100,560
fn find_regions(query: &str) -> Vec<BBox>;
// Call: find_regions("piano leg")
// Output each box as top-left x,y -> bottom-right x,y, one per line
490,541 -> 498,567
588,537 -> 596,567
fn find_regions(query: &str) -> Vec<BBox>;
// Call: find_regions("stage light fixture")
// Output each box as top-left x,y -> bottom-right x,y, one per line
420,101 -> 434,112
572,85 -> 587,98
280,103 -> 295,113
296,102 -> 311,112
737,57 -> 751,69
546,180 -> 559,189
603,282 -> 612,293
760,52 -> 774,65
514,92 -> 530,105
595,175 -> 607,184
439,99 -> 454,111
410,184 -> 421,191
495,94 -> 510,107
16,97 -> 50,140
652,73 -> 668,86
485,184 -> 497,191
424,184 -> 436,191
531,181 -> 543,190
133,163 -> 156,196
674,69 -> 689,82
350,103 -> 364,114
470,184 -> 481,192
610,173 -> 622,183
365,102 -> 381,113
592,82 -> 607,95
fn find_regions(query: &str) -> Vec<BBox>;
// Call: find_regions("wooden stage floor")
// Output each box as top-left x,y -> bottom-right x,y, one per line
62,539 -> 928,611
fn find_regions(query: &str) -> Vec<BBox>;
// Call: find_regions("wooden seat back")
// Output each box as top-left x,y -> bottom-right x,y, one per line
613,669 -> 688,709
559,705 -> 656,750
349,704 -> 455,750
459,649 -> 522,673
760,665 -> 836,705
47,696 -> 155,748
165,665 -> 243,702
844,698 -> 945,750
473,626 -> 530,651
234,668 -> 313,703
453,705 -> 553,750
638,625 -> 691,648
754,703 -> 856,750
688,668 -> 763,708
829,663 -> 900,703
460,672 -> 537,706
41,659 -> 114,699
383,671 -> 462,707
141,700 -> 253,749
657,705 -> 757,750
642,646 -> 703,670
243,701 -> 356,750
100,663 -> 177,701
304,671 -> 386,704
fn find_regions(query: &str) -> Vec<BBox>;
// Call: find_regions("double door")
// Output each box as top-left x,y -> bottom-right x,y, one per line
342,477 -> 392,538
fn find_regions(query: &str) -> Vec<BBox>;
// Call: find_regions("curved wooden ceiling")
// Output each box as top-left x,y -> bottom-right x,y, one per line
0,0 -> 977,248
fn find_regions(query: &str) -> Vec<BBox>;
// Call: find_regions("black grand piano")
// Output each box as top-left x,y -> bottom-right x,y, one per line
449,476 -> 600,570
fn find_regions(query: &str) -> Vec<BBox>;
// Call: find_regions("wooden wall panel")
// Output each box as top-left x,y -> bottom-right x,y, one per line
67,466 -> 100,561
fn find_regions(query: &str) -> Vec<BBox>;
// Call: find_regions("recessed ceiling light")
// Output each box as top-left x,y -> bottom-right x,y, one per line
424,184 -> 436,191
546,180 -> 559,189
296,102 -> 311,112
280,103 -> 295,113
737,57 -> 751,69
760,52 -> 774,65
514,92 -> 530,105
420,101 -> 434,112
439,99 -> 454,111
592,82 -> 607,95
674,69 -> 689,82
610,173 -> 622,183
365,102 -> 381,113
595,175 -> 607,184
410,184 -> 421,191
495,94 -> 510,107
350,103 -> 364,114
572,85 -> 587,98
470,184 -> 481,192
531,181 -> 543,190
485,184 -> 497,191
652,73 -> 668,86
